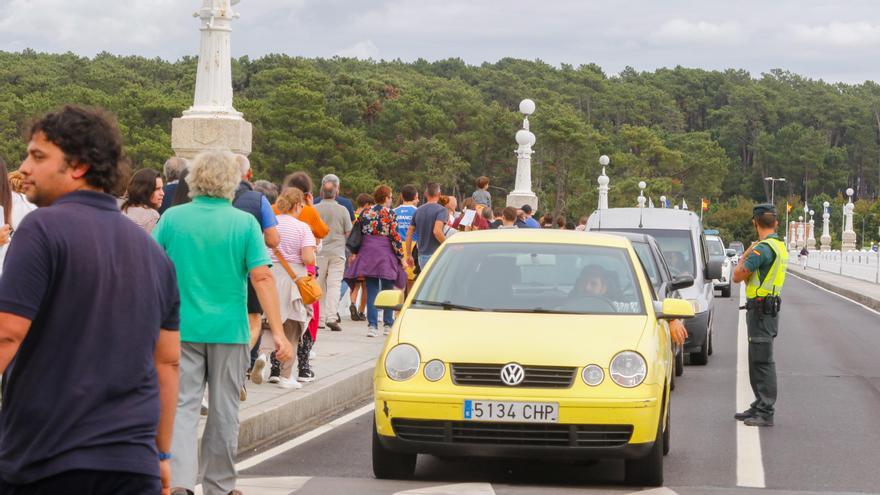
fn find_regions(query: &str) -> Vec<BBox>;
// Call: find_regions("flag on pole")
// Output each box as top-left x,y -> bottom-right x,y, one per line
786,203 -> 792,213
701,198 -> 710,212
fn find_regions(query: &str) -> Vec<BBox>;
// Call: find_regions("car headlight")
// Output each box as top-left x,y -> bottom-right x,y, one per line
423,359 -> 446,382
686,299 -> 703,313
384,344 -> 420,381
609,351 -> 647,388
581,364 -> 604,386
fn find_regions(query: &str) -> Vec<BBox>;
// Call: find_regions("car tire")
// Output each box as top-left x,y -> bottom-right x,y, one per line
372,419 -> 417,480
707,327 -> 714,356
674,344 -> 684,377
662,398 -> 671,456
690,332 -> 710,365
625,412 -> 664,486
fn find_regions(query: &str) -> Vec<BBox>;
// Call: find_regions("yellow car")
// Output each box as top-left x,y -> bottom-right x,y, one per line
371,230 -> 694,486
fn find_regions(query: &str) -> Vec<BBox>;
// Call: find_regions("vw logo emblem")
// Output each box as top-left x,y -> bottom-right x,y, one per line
500,363 -> 525,386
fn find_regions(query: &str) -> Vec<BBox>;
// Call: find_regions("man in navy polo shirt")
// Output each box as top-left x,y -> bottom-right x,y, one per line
0,105 -> 181,494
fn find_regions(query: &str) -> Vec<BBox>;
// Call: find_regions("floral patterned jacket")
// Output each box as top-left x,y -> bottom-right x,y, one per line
359,205 -> 404,260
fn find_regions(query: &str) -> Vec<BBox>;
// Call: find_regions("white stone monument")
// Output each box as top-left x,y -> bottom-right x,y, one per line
506,99 -> 538,211
842,188 -> 857,252
807,209 -> 816,250
637,181 -> 647,208
172,0 -> 253,159
820,201 -> 831,251
597,155 -> 610,210
796,216 -> 805,250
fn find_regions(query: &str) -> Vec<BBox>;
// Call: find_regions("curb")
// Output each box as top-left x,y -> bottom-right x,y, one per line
236,361 -> 375,457
787,269 -> 880,312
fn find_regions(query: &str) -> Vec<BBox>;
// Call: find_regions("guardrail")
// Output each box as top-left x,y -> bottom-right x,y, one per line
795,250 -> 880,283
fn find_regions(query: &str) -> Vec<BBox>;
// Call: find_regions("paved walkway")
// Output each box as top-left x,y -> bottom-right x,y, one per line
787,265 -> 880,311
197,306 -> 387,457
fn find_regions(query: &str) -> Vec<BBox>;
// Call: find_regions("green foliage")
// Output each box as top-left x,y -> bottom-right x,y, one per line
4,51 -> 880,229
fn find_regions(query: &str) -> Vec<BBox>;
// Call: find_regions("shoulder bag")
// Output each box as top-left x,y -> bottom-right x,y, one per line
272,249 -> 322,305
346,217 -> 364,254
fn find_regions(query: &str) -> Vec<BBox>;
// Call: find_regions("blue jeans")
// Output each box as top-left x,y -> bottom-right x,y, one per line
365,277 -> 395,328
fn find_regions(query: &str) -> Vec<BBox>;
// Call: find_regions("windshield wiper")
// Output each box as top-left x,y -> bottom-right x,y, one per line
410,300 -> 482,311
490,307 -> 570,314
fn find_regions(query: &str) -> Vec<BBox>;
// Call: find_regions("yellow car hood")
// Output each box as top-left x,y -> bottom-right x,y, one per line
397,309 -> 649,367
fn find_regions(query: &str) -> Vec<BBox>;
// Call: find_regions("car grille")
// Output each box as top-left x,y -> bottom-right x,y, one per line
451,363 -> 576,388
392,419 -> 633,447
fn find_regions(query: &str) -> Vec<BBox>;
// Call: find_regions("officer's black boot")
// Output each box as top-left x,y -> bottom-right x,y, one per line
734,409 -> 756,421
743,415 -> 774,427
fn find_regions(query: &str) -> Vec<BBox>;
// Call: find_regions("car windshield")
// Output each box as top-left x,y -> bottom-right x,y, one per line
707,238 -> 725,256
596,229 -> 695,278
413,242 -> 645,315
729,242 -> 744,255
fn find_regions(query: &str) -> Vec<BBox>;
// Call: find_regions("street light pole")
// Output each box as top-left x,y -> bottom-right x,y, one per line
764,177 -> 786,205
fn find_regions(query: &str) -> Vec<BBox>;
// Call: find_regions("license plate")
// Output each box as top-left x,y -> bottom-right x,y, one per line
463,400 -> 558,423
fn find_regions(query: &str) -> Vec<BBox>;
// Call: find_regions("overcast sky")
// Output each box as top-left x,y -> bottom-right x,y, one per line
1,0 -> 879,83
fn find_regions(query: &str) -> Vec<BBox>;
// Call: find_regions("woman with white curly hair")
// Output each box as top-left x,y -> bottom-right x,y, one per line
153,150 -> 293,495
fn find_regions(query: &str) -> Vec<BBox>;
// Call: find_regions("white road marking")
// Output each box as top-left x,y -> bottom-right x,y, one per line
235,403 -> 374,471
393,483 -> 496,495
787,271 -> 880,317
632,489 -> 679,495
736,283 -> 765,488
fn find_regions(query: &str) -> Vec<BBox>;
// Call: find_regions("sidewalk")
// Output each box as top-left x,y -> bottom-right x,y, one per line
787,265 -> 880,312
199,311 -> 386,458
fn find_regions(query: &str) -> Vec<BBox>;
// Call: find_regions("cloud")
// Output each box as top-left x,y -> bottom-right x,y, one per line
788,22 -> 880,48
334,40 -> 379,59
651,19 -> 747,45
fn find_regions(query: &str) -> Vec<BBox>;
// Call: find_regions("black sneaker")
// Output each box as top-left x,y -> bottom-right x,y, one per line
268,352 -> 281,384
327,321 -> 343,332
734,409 -> 756,421
743,415 -> 774,427
297,368 -> 316,383
357,312 -> 367,321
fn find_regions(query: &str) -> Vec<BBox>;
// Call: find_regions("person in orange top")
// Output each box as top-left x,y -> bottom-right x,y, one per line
275,172 -> 328,381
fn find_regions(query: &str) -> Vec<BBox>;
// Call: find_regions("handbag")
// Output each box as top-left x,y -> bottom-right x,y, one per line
346,217 -> 364,254
272,249 -> 323,305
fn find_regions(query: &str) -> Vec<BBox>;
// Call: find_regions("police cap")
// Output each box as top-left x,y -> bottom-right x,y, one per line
752,203 -> 777,218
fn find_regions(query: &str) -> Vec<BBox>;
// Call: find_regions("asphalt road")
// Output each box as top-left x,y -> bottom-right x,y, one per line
238,275 -> 880,495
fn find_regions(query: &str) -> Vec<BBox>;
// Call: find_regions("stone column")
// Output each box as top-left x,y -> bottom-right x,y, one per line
820,201 -> 831,251
807,210 -> 816,250
796,216 -> 805,250
597,155 -> 610,211
842,189 -> 857,252
172,0 -> 252,159
506,99 -> 538,211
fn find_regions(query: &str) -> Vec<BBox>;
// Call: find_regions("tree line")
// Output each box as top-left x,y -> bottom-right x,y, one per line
2,49 -> 880,245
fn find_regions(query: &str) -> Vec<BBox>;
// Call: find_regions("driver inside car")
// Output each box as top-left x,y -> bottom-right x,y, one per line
567,265 -> 640,313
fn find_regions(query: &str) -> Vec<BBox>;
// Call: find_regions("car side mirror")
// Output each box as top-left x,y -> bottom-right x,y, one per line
654,298 -> 696,320
670,275 -> 694,291
375,290 -> 405,311
725,249 -> 736,258
706,258 -> 723,280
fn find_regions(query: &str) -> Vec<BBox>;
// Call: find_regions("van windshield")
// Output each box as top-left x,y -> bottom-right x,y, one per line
597,229 -> 695,278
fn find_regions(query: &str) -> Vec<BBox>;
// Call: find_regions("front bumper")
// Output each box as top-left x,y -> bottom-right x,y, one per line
374,388 -> 662,460
683,309 -> 710,353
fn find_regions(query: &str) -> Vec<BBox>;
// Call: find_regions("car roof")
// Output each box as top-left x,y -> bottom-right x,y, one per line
443,229 -> 632,249
596,230 -> 655,245
587,208 -> 701,231
706,235 -> 722,242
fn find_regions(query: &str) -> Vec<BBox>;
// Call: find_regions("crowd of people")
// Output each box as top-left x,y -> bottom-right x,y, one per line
0,104 -> 611,495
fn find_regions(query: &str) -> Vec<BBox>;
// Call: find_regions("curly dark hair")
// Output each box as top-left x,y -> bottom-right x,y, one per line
27,105 -> 129,194
122,168 -> 161,211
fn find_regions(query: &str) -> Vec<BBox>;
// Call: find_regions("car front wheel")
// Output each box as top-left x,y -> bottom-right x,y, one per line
372,419 -> 417,480
625,416 -> 664,486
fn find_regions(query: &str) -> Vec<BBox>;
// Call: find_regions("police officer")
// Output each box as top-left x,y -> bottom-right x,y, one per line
731,203 -> 788,427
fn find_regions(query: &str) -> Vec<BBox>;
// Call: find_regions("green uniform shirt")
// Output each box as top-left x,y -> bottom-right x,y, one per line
744,233 -> 780,286
153,196 -> 271,344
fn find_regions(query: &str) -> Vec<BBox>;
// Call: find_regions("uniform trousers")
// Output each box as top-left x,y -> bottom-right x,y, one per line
746,306 -> 779,418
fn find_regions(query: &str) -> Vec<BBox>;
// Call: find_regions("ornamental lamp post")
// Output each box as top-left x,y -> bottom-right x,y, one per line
820,201 -> 831,251
764,177 -> 786,205
807,209 -> 816,250
843,188 -> 856,251
597,155 -> 610,211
